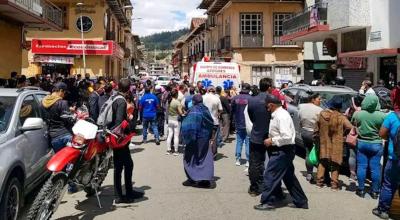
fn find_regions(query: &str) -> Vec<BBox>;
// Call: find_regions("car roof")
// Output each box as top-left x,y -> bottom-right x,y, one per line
0,87 -> 48,97
288,85 -> 357,94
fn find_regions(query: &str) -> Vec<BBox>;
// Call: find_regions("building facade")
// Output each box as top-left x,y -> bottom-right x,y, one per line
21,0 -> 133,80
195,0 -> 304,87
282,0 -> 400,89
0,0 -> 63,78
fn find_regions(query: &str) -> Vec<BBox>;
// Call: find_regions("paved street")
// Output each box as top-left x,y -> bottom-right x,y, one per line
21,133 -> 379,220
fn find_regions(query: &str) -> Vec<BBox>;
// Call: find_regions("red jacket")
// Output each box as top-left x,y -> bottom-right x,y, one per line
391,87 -> 400,112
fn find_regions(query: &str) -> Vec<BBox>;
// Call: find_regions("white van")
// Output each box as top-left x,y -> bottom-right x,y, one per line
191,61 -> 241,90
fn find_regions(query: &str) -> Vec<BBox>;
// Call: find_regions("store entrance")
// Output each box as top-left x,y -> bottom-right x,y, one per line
380,56 -> 397,89
41,63 -> 72,77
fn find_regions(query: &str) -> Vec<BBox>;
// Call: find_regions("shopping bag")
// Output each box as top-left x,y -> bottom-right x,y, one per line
307,144 -> 319,166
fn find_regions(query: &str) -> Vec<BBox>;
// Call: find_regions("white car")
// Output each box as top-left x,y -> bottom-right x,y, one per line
155,76 -> 172,86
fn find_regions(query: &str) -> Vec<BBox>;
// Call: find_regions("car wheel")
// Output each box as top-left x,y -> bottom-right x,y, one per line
0,177 -> 22,220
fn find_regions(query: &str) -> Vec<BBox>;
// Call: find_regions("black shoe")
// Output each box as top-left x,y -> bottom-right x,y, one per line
142,140 -> 147,144
115,197 -> 133,204
287,203 -> 309,209
127,190 -> 145,200
370,192 -> 379,200
248,189 -> 261,197
372,208 -> 389,219
156,140 -> 160,145
182,179 -> 195,187
195,180 -> 211,188
254,203 -> 276,211
356,189 -> 366,198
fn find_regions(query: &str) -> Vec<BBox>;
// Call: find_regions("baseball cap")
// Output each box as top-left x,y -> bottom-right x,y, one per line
53,82 -> 68,91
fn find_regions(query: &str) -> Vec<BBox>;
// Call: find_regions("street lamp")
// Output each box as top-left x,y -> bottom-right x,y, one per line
76,2 -> 86,76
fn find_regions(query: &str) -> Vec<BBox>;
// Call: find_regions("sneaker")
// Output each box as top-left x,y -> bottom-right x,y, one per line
245,161 -> 249,167
356,189 -> 366,198
235,159 -> 241,166
142,140 -> 147,144
173,152 -> 179,156
306,174 -> 314,183
370,192 -> 379,200
372,208 -> 389,219
166,151 -> 172,155
244,167 -> 249,173
156,140 -> 160,145
349,172 -> 357,182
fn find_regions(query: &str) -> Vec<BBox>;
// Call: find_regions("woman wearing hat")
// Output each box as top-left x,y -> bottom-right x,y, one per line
315,96 -> 353,190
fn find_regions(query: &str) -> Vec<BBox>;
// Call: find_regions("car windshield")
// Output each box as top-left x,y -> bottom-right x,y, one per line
319,92 -> 354,112
0,97 -> 16,133
158,77 -> 170,81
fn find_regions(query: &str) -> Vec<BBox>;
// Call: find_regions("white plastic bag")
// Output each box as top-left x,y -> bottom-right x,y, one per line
244,105 -> 253,136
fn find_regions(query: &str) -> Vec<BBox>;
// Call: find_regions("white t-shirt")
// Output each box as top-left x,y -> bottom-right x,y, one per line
203,93 -> 223,125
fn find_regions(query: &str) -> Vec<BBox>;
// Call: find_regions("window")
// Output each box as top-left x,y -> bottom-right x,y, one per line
273,13 -> 292,37
251,66 -> 271,86
240,13 -> 262,35
19,95 -> 40,126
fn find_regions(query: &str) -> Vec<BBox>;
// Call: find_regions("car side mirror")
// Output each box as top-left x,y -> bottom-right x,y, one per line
20,118 -> 44,132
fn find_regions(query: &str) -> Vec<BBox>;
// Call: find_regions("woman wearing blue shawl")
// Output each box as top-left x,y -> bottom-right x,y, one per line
181,94 -> 215,188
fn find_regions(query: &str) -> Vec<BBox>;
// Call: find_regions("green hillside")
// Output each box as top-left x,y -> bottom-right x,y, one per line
141,28 -> 189,51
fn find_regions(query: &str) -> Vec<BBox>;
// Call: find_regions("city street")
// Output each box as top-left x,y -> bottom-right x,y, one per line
21,132 -> 379,220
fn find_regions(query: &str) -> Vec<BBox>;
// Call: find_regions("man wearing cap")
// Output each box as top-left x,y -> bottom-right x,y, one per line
254,95 -> 308,211
231,83 -> 252,168
41,82 -> 75,153
203,86 -> 223,155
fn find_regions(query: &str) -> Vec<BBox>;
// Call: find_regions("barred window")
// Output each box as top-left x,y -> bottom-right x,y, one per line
273,13 -> 292,36
240,13 -> 262,35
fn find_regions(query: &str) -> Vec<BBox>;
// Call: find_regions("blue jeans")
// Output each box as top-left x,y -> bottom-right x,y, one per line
51,134 -> 72,153
143,117 -> 159,141
356,140 -> 383,192
235,128 -> 249,160
378,159 -> 400,212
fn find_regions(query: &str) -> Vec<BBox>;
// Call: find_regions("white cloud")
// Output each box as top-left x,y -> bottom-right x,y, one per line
130,0 -> 206,36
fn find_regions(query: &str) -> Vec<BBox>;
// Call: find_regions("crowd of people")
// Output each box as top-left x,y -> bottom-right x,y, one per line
5,70 -> 400,219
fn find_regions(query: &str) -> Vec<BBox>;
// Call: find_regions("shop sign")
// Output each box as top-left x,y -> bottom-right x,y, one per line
33,55 -> 74,64
370,31 -> 382,42
32,39 -> 114,56
338,57 -> 367,69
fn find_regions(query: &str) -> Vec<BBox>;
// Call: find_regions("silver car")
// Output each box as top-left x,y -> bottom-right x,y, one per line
0,87 -> 52,220
281,84 -> 357,147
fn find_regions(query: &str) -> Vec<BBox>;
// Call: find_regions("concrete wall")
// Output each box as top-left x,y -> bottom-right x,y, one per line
303,42 -> 336,61
0,19 -> 22,78
328,0 -> 370,30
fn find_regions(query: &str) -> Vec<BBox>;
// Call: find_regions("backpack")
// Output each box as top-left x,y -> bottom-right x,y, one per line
393,112 -> 400,158
97,94 -> 126,127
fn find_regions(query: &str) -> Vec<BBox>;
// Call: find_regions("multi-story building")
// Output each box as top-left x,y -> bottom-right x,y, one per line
0,0 -> 63,78
21,0 -> 133,80
282,0 -> 400,89
195,0 -> 304,87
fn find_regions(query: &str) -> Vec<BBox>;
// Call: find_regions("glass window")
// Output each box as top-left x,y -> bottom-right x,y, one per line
19,95 -> 40,126
240,13 -> 262,35
0,97 -> 16,133
273,13 -> 292,36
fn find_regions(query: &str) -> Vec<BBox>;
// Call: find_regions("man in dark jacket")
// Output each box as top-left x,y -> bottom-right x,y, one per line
88,82 -> 104,122
216,86 -> 231,143
154,85 -> 165,138
231,83 -> 251,168
109,78 -> 144,204
247,78 -> 283,198
41,82 -> 74,152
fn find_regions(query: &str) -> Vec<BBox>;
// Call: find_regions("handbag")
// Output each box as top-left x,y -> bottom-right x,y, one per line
346,127 -> 358,147
307,144 -> 319,166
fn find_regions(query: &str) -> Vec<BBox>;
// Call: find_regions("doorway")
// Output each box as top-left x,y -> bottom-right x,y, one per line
41,63 -> 72,77
380,56 -> 397,89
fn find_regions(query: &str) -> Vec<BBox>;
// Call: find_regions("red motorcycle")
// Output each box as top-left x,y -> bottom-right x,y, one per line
27,107 -> 135,220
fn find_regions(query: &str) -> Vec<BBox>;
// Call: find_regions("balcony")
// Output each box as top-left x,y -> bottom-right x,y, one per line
0,0 -> 63,30
106,0 -> 129,26
219,36 -> 231,50
240,34 -> 264,48
273,36 -> 296,46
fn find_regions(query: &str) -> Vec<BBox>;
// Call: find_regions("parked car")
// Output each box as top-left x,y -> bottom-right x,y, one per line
155,75 -> 172,86
281,84 -> 358,147
0,87 -> 52,220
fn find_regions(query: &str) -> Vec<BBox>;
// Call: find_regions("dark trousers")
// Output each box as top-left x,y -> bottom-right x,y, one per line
113,145 -> 134,198
260,146 -> 308,206
157,112 -> 165,137
249,142 -> 267,193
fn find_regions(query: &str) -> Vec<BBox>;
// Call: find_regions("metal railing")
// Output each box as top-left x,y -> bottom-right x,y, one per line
240,34 -> 264,47
11,0 -> 63,27
282,2 -> 328,35
273,36 -> 296,45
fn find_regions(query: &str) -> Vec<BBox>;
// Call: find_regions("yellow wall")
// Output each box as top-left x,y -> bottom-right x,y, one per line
0,19 -> 22,78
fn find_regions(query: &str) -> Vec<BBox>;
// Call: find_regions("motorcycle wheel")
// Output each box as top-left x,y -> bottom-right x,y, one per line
84,156 -> 112,197
26,173 -> 67,220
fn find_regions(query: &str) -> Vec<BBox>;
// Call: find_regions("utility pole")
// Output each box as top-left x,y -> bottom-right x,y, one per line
77,2 -> 86,76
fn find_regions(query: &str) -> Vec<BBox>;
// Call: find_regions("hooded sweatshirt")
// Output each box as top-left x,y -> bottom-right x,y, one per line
42,93 -> 71,139
352,95 -> 387,143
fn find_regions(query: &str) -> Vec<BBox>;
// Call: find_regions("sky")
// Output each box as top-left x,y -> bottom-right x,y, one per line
130,0 -> 206,36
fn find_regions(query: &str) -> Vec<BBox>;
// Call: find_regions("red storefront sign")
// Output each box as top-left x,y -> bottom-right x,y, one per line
31,39 -> 123,58
338,57 -> 368,69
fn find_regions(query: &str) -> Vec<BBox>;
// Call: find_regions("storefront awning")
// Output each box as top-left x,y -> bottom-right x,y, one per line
338,48 -> 400,58
31,39 -> 124,59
